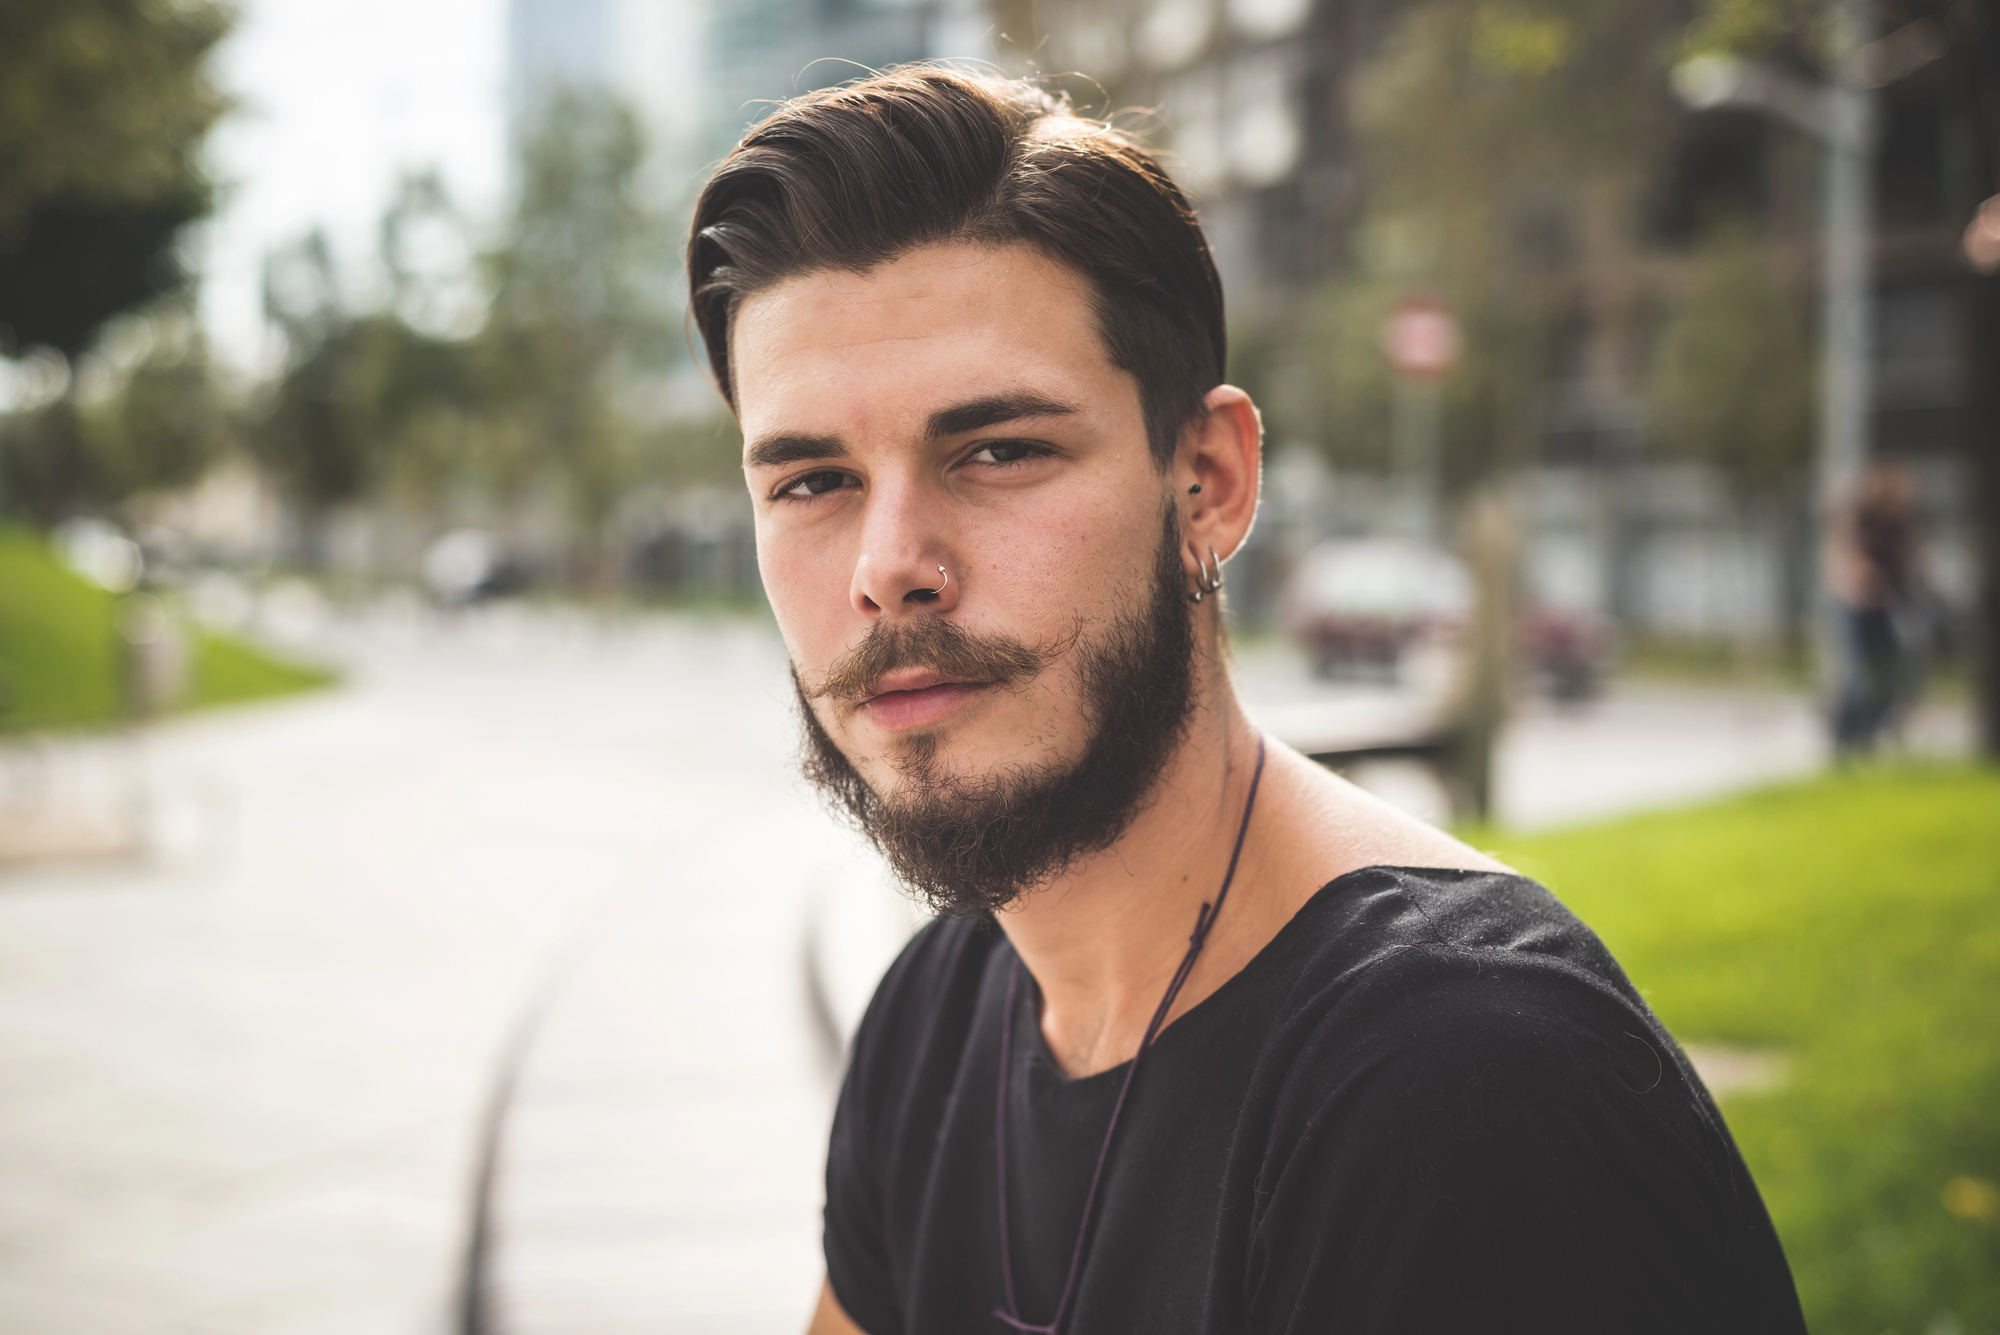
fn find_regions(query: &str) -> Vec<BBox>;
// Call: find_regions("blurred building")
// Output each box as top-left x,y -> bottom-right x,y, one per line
507,0 -> 969,178
1032,0 -> 1348,326
1032,0 -> 1979,655
501,0 -> 987,602
488,0 -> 1980,648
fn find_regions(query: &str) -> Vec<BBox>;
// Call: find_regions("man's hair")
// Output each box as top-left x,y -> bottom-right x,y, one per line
687,65 -> 1226,468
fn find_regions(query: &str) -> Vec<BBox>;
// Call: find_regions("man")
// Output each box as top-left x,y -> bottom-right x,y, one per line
689,68 -> 1804,1334
1824,456 -> 1927,754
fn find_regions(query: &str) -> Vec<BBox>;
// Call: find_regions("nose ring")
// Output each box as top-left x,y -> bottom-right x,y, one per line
1189,548 -> 1224,603
929,566 -> 949,595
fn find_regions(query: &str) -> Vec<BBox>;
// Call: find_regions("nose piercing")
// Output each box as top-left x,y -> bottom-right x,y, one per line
930,566 -> 949,595
1189,548 -> 1224,603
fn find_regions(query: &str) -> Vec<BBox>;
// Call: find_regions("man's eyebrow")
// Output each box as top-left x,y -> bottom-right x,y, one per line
925,392 -> 1080,441
744,432 -> 849,469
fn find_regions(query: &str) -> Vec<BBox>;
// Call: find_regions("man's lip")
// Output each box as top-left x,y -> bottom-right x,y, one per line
858,669 -> 979,704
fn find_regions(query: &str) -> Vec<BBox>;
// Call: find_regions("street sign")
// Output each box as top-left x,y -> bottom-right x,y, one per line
1382,297 -> 1461,380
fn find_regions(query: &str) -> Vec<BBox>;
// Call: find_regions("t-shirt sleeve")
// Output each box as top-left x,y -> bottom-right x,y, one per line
823,918 -> 978,1335
824,1038 -> 897,1335
1241,945 -> 1803,1335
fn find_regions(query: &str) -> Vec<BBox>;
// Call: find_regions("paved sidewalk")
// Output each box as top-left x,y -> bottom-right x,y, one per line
0,609 -> 830,1334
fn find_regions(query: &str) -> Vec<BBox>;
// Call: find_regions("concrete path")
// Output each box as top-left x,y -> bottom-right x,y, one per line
0,608 -> 834,1334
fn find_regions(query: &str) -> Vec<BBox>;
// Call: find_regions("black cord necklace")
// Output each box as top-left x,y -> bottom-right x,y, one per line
991,736 -> 1268,1334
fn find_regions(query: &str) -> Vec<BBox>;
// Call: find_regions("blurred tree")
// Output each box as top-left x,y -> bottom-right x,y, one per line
1647,222 -> 1813,501
253,232 -> 370,555
1274,0 -> 1686,493
1942,0 -> 2000,756
479,88 -> 676,583
252,224 -> 488,560
0,400 -> 93,527
0,309 -> 229,524
1664,0 -> 2000,751
0,0 -> 231,525
381,170 -> 487,343
1649,222 -> 1814,653
0,0 -> 230,360
82,310 -> 230,503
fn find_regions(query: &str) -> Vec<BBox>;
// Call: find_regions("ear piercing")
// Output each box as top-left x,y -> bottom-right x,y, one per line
1189,548 -> 1224,603
1188,484 -> 1202,494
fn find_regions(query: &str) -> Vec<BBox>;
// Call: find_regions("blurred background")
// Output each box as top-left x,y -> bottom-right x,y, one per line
0,0 -> 1995,1332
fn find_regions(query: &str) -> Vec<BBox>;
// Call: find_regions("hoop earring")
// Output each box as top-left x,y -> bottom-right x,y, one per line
1188,548 -> 1224,603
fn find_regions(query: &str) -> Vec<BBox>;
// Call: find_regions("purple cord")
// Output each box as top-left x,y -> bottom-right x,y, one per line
992,737 -> 1268,1334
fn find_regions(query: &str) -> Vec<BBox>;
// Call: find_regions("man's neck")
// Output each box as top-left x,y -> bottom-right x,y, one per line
992,656 -> 1273,1077
994,653 -> 1510,1080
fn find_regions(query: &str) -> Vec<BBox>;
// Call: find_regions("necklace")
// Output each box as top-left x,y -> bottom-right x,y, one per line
991,736 -> 1268,1334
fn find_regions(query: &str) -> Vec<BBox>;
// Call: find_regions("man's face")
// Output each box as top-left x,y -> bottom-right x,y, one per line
735,242 -> 1192,909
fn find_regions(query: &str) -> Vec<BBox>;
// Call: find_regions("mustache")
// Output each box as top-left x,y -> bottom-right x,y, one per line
799,615 -> 1067,705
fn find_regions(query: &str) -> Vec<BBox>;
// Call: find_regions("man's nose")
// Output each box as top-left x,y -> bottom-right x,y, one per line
849,477 -> 961,619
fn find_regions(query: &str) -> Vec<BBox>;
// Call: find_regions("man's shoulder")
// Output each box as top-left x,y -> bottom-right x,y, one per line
1275,864 -> 1639,1010
852,866 -> 1648,1078
1239,870 -> 1803,1334
1255,867 -> 1733,1199
1256,865 -> 1673,1104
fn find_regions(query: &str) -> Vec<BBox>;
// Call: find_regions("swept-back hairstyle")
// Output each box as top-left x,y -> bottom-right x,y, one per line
687,66 -> 1226,468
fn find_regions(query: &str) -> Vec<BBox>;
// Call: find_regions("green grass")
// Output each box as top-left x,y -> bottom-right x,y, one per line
1479,767 -> 2000,1335
0,527 -> 335,731
0,528 -> 121,729
186,627 -> 337,708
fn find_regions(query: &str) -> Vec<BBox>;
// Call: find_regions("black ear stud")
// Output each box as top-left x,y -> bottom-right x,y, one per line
1189,484 -> 1202,494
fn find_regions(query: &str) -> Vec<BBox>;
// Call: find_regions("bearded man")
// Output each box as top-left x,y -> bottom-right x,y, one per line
688,67 -> 1805,1335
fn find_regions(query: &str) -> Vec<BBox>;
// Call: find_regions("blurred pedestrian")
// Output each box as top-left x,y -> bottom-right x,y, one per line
691,66 -> 1805,1335
1823,456 -> 1926,754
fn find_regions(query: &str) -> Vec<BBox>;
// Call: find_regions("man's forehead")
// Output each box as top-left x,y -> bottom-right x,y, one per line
730,242 -> 1121,431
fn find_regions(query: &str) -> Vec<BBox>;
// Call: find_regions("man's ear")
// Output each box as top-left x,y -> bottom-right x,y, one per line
1176,385 -> 1262,579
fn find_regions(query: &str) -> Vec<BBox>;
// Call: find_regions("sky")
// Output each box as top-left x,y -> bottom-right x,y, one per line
199,0 -> 508,374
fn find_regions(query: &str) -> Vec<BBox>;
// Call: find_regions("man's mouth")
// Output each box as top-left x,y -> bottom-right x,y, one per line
857,670 -> 988,730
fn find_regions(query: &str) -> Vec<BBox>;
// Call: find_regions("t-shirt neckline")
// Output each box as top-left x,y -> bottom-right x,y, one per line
1012,863 -> 1504,1087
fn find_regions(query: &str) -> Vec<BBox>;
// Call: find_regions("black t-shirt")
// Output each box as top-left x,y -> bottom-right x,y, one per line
825,866 -> 1806,1334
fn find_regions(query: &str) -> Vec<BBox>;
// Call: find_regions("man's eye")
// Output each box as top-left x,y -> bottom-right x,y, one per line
970,440 -> 1046,465
780,470 -> 855,499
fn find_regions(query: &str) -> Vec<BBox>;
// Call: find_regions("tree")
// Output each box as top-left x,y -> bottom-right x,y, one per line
0,0 -> 230,361
1648,222 -> 1813,501
479,88 -> 677,581
251,223 -> 488,558
0,0 -> 231,525
83,309 -> 230,504
1274,0 -> 1687,491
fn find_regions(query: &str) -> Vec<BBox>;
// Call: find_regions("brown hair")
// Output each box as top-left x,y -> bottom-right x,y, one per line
687,66 -> 1226,468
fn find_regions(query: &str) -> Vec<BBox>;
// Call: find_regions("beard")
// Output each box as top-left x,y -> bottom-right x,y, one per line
794,505 -> 1196,919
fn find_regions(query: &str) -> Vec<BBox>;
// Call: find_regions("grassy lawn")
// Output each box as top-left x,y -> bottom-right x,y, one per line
1481,766 -> 2000,1335
0,527 -> 335,732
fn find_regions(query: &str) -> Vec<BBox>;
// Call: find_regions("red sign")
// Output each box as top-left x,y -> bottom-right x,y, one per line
1382,298 -> 1462,380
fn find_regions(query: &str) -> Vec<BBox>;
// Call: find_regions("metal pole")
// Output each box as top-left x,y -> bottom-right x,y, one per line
1817,0 -> 1877,515
1813,0 -> 1876,712
1391,376 -> 1442,543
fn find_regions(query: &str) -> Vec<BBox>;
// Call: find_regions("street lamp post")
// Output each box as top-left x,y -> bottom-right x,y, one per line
1381,296 -> 1462,544
1672,0 -> 1878,691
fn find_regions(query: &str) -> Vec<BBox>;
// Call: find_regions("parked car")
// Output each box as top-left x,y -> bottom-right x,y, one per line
1282,537 -> 1616,700
1521,605 -> 1618,702
421,528 -> 531,606
1281,539 -> 1472,684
